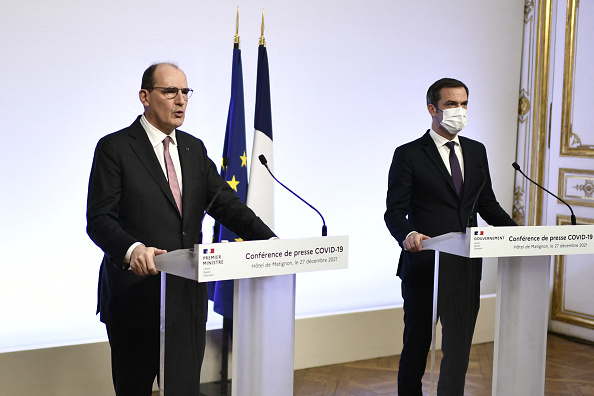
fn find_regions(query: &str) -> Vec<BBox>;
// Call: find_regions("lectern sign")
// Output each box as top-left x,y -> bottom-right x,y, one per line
420,224 -> 594,396
198,235 -> 348,282
468,225 -> 594,258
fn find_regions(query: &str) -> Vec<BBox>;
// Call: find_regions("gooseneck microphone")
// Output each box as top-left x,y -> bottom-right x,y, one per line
467,163 -> 487,228
512,162 -> 576,225
258,154 -> 327,236
198,157 -> 230,244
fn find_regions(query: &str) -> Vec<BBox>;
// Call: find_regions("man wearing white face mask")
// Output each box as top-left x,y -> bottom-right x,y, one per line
384,78 -> 516,395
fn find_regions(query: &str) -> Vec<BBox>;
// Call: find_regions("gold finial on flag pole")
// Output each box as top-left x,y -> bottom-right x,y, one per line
259,9 -> 266,46
234,6 -> 240,48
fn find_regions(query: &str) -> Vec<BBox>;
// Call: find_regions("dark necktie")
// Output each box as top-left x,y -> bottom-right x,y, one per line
163,136 -> 182,214
445,141 -> 463,197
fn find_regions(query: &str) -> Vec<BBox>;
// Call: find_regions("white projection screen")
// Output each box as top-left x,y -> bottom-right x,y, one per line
0,0 -> 524,352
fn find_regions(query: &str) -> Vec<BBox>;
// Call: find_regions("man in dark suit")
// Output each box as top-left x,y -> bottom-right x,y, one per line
87,63 -> 275,395
384,78 -> 516,395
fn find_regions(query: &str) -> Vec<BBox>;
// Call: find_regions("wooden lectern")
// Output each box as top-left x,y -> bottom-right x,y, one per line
422,225 -> 594,395
154,235 -> 349,396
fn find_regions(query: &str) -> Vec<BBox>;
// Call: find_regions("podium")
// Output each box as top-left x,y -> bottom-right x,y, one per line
422,225 -> 594,395
154,235 -> 349,396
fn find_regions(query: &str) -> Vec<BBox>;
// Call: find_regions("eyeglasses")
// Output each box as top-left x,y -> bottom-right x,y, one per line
148,86 -> 194,99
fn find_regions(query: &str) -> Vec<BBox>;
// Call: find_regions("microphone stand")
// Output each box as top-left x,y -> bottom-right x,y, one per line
258,155 -> 327,236
467,164 -> 487,228
198,157 -> 230,245
512,162 -> 576,225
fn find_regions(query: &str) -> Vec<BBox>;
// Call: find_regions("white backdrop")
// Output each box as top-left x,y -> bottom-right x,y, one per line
0,0 -> 524,352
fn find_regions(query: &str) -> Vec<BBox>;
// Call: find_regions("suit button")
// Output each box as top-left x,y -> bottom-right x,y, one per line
182,232 -> 187,237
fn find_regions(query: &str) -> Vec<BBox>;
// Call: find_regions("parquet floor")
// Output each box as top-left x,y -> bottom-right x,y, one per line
293,333 -> 594,396
156,333 -> 593,396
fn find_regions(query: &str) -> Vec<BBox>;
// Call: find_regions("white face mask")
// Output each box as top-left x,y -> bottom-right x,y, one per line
437,106 -> 467,135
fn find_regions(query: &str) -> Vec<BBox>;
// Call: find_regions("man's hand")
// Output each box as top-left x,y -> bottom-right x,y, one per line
403,232 -> 430,252
130,245 -> 167,276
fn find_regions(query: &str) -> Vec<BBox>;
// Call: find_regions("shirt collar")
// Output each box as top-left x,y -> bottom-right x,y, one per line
140,115 -> 178,148
429,128 -> 461,148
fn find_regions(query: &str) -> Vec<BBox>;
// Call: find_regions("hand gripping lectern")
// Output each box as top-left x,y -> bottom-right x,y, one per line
422,225 -> 594,396
154,235 -> 348,396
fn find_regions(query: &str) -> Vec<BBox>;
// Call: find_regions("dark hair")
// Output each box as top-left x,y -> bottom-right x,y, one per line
426,78 -> 469,106
141,62 -> 180,90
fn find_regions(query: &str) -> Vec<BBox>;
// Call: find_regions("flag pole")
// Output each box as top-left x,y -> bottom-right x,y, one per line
210,8 -> 246,394
259,9 -> 266,46
235,8 -> 294,396
234,6 -> 240,49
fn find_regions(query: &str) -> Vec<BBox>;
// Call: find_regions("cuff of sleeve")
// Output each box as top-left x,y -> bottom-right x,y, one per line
124,242 -> 144,270
405,231 -> 418,239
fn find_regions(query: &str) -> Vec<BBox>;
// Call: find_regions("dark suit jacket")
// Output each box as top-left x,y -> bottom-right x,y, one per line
87,116 -> 275,328
384,131 -> 516,285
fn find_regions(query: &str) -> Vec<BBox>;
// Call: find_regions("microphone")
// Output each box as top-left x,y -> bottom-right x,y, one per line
512,162 -> 576,225
211,156 -> 231,241
199,157 -> 230,244
467,163 -> 487,228
258,154 -> 327,236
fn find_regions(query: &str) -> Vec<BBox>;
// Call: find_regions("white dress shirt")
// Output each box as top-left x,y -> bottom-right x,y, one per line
124,116 -> 184,263
405,129 -> 465,241
140,115 -> 183,193
428,128 -> 464,180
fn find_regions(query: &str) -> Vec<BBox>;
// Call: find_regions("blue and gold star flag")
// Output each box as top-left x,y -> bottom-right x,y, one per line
208,44 -> 247,319
219,48 -> 248,218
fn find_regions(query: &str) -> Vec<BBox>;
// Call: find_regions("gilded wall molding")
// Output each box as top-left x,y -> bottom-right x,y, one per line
558,168 -> 594,207
513,0 -> 554,226
513,186 -> 526,225
560,0 -> 594,157
518,89 -> 531,124
551,214 -> 594,329
525,0 -> 535,22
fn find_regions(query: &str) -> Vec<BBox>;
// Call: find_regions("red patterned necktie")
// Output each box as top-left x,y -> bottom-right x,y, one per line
445,141 -> 463,198
163,136 -> 182,214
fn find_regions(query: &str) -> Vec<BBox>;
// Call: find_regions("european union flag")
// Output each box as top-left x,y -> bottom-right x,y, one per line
208,46 -> 247,319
